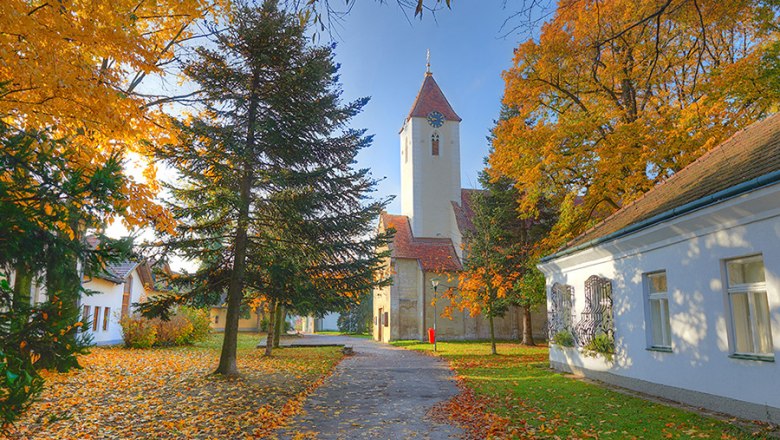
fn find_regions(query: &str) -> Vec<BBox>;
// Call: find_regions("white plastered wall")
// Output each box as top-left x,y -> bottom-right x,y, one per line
539,183 -> 780,412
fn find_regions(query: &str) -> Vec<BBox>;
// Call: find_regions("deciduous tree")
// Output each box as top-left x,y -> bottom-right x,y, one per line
448,164 -> 556,354
492,0 -> 779,244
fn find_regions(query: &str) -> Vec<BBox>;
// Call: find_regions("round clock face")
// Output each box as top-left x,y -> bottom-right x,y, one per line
427,111 -> 445,128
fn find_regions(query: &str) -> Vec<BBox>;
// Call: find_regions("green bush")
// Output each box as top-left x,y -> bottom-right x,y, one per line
179,306 -> 210,344
119,315 -> 157,348
552,330 -> 575,347
583,333 -> 615,361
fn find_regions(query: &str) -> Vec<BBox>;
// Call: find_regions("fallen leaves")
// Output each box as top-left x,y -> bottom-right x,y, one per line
429,376 -> 511,440
5,334 -> 342,439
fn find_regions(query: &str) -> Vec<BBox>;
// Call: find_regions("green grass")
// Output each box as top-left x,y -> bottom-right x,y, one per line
393,341 -> 766,439
316,331 -> 372,339
194,331 -> 267,350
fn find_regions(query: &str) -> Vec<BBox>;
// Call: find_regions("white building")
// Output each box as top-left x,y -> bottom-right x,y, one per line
80,261 -> 155,345
373,63 -> 547,343
9,257 -> 157,346
539,113 -> 780,421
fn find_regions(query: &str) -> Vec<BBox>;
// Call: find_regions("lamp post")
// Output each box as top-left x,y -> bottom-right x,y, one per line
431,278 -> 439,352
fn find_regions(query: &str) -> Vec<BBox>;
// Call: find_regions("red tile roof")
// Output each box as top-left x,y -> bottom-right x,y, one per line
406,73 -> 461,123
452,189 -> 481,236
562,113 -> 780,251
380,213 -> 462,272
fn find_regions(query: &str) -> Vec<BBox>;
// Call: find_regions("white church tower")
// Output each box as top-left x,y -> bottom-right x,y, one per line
400,54 -> 462,239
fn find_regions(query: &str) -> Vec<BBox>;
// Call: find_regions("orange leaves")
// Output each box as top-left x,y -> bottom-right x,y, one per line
429,376 -> 512,440
492,0 -> 779,242
0,0 -> 226,234
8,335 -> 343,439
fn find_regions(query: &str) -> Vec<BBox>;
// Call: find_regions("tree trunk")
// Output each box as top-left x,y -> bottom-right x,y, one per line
273,302 -> 284,348
488,313 -> 497,355
215,72 -> 260,376
264,298 -> 277,357
13,263 -> 33,309
521,306 -> 535,346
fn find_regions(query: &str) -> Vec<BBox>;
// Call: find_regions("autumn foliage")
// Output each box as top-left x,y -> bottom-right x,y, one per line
6,335 -> 343,439
0,0 -> 226,233
492,0 -> 780,244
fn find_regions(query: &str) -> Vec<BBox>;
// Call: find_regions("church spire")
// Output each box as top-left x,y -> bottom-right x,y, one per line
405,63 -> 461,123
426,49 -> 431,76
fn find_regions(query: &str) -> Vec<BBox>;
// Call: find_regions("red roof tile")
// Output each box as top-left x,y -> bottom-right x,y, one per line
564,112 -> 780,250
452,189 -> 481,236
380,213 -> 462,272
406,73 -> 461,123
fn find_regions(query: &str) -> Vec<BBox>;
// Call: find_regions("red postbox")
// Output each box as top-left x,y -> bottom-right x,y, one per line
428,327 -> 435,344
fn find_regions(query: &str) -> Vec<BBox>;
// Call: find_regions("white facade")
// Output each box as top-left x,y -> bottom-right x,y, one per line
539,182 -> 780,421
400,96 -> 461,240
81,268 -> 147,345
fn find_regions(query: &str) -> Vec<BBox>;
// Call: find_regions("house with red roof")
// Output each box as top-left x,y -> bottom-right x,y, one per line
538,113 -> 780,421
373,62 -> 546,343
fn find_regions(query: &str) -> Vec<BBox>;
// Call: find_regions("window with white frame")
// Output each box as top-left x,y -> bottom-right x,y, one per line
644,271 -> 672,349
725,255 -> 773,357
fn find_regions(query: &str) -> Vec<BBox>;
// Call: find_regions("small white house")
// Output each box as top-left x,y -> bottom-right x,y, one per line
80,261 -> 155,345
8,257 -> 157,346
539,113 -> 780,422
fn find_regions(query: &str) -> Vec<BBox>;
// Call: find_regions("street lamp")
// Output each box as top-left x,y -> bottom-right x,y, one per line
431,278 -> 439,352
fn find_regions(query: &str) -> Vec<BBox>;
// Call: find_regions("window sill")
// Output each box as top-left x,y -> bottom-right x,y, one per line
729,353 -> 775,362
646,346 -> 673,353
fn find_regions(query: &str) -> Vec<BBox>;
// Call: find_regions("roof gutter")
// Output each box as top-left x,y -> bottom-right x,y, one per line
541,169 -> 780,263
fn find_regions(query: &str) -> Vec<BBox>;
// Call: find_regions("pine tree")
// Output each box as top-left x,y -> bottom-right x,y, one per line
452,165 -> 556,354
145,0 -> 390,372
0,121 -> 132,426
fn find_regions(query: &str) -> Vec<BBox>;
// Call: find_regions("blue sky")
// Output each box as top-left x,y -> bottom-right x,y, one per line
327,1 -> 527,213
110,2 -> 535,268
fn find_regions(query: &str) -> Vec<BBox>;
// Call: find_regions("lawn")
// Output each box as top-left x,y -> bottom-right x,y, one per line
315,331 -> 372,339
8,333 -> 343,439
393,341 -> 768,439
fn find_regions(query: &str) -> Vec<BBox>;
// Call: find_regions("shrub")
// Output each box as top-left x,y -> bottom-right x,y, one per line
583,333 -> 615,361
119,315 -> 157,348
260,317 -> 270,333
552,330 -> 575,347
179,306 -> 210,344
154,313 -> 193,346
120,307 -> 210,348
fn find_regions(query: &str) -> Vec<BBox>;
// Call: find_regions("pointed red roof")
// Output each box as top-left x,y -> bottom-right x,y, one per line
407,73 -> 461,122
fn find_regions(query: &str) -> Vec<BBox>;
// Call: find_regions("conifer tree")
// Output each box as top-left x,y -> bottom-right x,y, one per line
0,122 -> 132,426
450,164 -> 556,354
146,0 -> 390,373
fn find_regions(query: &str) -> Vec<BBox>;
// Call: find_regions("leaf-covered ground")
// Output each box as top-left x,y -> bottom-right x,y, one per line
7,333 -> 342,439
393,341 -> 775,439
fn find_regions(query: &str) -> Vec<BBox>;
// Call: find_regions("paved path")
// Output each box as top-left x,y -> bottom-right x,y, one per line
277,335 -> 463,439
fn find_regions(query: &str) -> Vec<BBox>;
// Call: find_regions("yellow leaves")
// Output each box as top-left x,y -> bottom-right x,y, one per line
8,334 -> 343,439
0,0 -> 226,234
492,0 -> 779,242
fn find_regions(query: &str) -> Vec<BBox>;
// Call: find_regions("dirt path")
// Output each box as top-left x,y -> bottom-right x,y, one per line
277,335 -> 462,439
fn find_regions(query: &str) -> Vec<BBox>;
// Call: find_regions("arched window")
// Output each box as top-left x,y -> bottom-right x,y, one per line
431,132 -> 440,156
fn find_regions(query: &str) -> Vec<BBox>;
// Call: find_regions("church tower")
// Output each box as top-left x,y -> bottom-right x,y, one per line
400,57 -> 462,239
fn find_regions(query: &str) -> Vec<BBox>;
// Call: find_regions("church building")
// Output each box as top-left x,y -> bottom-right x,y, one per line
372,63 -> 547,343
